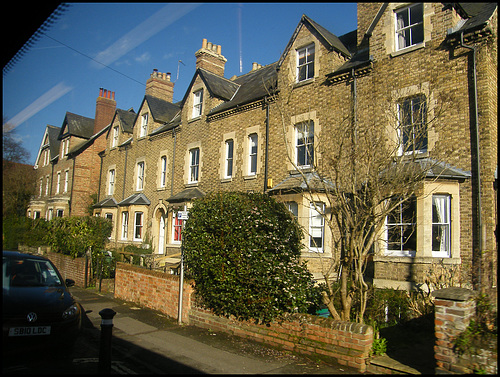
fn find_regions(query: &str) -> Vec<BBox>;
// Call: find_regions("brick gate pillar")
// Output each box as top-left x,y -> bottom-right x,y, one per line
432,287 -> 475,374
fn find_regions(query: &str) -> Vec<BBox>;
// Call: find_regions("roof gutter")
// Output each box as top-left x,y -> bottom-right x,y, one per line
460,31 -> 482,291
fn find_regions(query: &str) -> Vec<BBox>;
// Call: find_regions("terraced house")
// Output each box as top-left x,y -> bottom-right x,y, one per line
31,3 -> 497,291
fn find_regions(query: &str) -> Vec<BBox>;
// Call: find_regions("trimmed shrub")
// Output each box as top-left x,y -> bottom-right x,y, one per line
183,192 -> 316,324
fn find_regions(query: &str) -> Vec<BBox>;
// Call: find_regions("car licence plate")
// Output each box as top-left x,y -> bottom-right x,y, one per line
8,326 -> 51,336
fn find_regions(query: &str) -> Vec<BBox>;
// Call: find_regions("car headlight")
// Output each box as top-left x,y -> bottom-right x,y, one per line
62,304 -> 80,319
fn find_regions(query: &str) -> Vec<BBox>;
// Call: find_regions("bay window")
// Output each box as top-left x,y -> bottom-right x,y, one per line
432,194 -> 451,257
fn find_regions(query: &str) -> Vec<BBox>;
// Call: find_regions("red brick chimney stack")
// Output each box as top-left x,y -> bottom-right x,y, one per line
94,87 -> 116,134
195,38 -> 227,77
145,69 -> 175,102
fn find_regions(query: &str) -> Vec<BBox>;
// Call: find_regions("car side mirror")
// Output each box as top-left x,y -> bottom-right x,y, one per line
65,279 -> 75,287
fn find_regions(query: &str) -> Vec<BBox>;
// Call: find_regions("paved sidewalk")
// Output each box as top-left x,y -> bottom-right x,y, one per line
71,286 -> 363,374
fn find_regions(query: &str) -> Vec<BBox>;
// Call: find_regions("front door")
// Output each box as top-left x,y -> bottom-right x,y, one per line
158,215 -> 165,254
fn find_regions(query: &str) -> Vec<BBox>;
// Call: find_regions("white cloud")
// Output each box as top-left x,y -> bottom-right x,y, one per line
4,82 -> 73,132
135,52 -> 151,63
92,3 -> 201,68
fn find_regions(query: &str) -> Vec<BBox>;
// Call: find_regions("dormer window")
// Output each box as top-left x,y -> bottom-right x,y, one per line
61,138 -> 70,158
395,4 -> 424,51
192,89 -> 203,118
112,126 -> 119,147
296,44 -> 315,82
140,114 -> 148,138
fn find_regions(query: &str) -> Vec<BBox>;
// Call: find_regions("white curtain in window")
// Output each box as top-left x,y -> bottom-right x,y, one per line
396,14 -> 406,49
433,195 -> 450,255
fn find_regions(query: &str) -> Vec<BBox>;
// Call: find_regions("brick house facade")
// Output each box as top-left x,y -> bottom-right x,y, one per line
31,3 -> 497,291
28,89 -> 116,219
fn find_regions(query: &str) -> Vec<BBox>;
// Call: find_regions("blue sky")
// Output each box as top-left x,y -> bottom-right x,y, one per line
3,3 -> 358,165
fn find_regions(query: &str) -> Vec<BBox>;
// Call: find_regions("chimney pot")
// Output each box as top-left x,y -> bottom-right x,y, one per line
217,45 -> 222,55
99,88 -> 103,97
202,38 -> 207,49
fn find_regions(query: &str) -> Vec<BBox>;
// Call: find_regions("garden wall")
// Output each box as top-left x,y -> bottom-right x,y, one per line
433,287 -> 498,374
114,262 -> 194,323
18,245 -> 88,287
114,263 -> 373,372
45,251 -> 88,288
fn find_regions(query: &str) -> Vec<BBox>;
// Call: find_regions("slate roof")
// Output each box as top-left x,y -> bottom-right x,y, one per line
149,113 -> 181,136
181,68 -> 240,107
209,63 -> 278,115
68,123 -> 110,157
115,108 -> 136,133
93,197 -> 118,208
118,193 -> 151,206
448,3 -> 498,35
417,158 -> 472,179
277,14 -> 351,69
59,112 -> 94,140
380,158 -> 472,181
167,187 -> 206,203
46,125 -> 61,162
327,47 -> 373,78
268,172 -> 335,194
143,95 -> 180,124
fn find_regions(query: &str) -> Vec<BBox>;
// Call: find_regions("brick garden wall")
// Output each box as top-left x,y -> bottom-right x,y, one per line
114,262 -> 193,323
189,306 -> 373,372
17,245 -> 88,288
433,287 -> 498,374
114,263 -> 373,372
45,251 -> 88,288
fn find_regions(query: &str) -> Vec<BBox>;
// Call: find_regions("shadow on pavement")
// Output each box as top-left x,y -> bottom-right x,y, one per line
2,309 -> 204,374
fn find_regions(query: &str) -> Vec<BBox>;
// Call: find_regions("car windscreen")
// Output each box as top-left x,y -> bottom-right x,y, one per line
3,257 -> 63,288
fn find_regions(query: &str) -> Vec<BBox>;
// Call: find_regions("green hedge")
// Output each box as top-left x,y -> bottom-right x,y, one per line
183,192 -> 318,324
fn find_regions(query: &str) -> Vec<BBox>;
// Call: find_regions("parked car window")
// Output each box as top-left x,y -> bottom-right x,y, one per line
3,257 -> 63,288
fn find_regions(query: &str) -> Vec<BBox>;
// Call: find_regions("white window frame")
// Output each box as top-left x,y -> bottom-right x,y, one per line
136,161 -> 145,191
45,176 -> 50,196
296,44 -> 315,82
56,172 -> 61,194
286,201 -> 298,218
248,134 -> 258,175
432,194 -> 451,258
121,212 -> 129,240
134,212 -> 143,241
295,121 -> 314,168
64,170 -> 69,193
225,139 -> 234,178
108,169 -> 115,196
140,113 -> 148,138
394,3 -> 424,51
309,202 -> 324,252
189,148 -> 200,183
160,156 -> 167,188
172,211 -> 184,244
192,89 -> 203,118
385,197 -> 417,257
112,126 -> 119,147
397,94 -> 427,155
60,140 -> 66,158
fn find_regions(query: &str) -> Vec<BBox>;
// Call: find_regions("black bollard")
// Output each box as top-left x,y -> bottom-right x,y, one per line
98,308 -> 117,374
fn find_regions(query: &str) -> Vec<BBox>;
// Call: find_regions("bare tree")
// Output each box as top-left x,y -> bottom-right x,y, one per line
269,76 -> 452,323
3,122 -> 36,217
